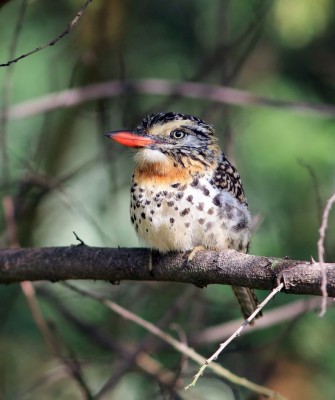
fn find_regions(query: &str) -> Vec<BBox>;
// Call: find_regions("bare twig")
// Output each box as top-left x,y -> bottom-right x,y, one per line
298,160 -> 323,225
7,80 -> 335,121
38,286 -> 182,393
0,0 -> 28,185
20,282 -> 94,399
4,179 -> 94,398
192,297 -> 323,345
62,282 -> 286,399
185,283 -> 284,389
2,196 -> 19,247
15,365 -> 77,400
94,288 -> 194,398
0,0 -> 93,67
20,281 -> 58,353
318,191 -> 335,316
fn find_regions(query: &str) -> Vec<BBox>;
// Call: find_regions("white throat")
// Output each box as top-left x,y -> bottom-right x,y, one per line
135,148 -> 169,165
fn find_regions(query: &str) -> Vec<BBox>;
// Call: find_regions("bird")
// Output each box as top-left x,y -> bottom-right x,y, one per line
106,111 -> 260,320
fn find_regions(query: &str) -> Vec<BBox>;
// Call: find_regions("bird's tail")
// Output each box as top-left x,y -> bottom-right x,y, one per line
231,286 -> 261,322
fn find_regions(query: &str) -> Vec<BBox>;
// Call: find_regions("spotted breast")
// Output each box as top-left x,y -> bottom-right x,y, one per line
130,166 -> 251,254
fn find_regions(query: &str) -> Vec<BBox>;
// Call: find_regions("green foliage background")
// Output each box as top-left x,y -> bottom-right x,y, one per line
0,1 -> 334,399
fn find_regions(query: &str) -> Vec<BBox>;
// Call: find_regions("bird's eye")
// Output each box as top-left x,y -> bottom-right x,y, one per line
171,130 -> 186,139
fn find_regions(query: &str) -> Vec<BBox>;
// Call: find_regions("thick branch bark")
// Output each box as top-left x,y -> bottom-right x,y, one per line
0,247 -> 334,296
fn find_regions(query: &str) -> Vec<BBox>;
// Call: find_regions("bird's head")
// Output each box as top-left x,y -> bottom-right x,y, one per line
106,112 -> 221,178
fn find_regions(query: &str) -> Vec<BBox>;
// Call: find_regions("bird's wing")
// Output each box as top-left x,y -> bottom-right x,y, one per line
210,153 -> 248,206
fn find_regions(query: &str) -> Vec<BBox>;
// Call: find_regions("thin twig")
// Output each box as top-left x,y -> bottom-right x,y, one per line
94,288 -> 194,399
2,196 -> 19,247
0,0 -> 93,67
318,191 -> 335,317
192,297 -> 323,345
185,283 -> 284,390
0,0 -> 28,186
20,282 -> 94,399
38,286 -> 181,393
62,282 -> 286,399
20,282 -> 59,353
298,160 -> 323,225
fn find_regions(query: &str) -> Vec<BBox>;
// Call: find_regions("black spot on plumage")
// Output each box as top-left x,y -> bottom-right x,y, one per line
207,207 -> 214,215
213,194 -> 221,207
198,218 -> 205,225
141,212 -> 146,219
233,217 -> 247,231
175,192 -> 184,200
171,183 -> 180,188
201,186 -> 210,196
197,202 -> 204,211
180,208 -> 190,216
185,222 -> 190,228
191,177 -> 199,187
186,195 -> 193,203
167,200 -> 174,207
170,218 -> 175,224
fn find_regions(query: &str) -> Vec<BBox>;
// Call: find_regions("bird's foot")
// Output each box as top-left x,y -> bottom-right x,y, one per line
184,246 -> 207,288
184,245 -> 206,268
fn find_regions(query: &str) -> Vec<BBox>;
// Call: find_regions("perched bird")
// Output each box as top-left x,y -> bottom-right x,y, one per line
106,112 -> 259,320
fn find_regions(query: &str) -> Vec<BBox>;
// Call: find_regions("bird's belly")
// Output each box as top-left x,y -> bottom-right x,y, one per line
130,181 -> 251,253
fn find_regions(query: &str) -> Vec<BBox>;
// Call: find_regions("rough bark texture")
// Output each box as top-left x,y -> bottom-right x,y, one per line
0,246 -> 334,296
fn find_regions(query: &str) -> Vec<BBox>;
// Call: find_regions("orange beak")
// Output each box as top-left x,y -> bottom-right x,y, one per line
106,130 -> 156,148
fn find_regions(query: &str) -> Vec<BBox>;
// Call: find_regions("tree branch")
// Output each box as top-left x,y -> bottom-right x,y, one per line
0,247 -> 334,296
7,79 -> 335,120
